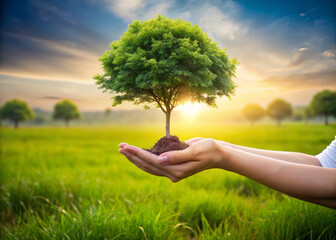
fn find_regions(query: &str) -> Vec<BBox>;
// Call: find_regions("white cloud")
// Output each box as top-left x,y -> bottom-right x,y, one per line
198,2 -> 248,41
104,0 -> 144,21
103,0 -> 174,22
322,49 -> 336,58
145,2 -> 174,20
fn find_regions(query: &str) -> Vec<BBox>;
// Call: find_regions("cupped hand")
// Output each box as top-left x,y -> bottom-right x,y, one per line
118,138 -> 228,182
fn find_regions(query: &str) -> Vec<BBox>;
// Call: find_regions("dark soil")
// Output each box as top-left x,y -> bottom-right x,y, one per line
146,135 -> 189,155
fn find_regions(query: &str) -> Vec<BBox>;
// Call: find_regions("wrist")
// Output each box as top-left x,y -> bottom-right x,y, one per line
213,142 -> 233,170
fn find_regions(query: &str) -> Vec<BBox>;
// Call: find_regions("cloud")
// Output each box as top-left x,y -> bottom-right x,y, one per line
30,0 -> 69,20
259,69 -> 336,90
0,0 -> 112,83
198,2 -> 248,41
0,32 -> 102,82
102,0 -> 174,22
104,0 -> 144,21
322,49 -> 336,58
288,48 -> 315,68
41,96 -> 62,100
145,1 -> 174,20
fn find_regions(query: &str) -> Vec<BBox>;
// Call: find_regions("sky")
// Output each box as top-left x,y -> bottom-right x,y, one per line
0,0 -> 335,112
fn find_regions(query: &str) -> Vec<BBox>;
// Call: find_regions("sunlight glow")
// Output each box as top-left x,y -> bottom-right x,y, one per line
176,102 -> 205,119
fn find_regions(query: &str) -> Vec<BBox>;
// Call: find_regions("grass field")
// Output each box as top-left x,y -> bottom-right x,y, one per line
1,124 -> 336,239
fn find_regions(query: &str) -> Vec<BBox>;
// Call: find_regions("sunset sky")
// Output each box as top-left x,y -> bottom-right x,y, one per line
0,0 -> 335,112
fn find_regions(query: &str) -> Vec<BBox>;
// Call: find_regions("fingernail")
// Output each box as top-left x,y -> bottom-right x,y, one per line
158,156 -> 168,165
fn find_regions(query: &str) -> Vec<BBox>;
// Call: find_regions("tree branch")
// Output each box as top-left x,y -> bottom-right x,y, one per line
171,85 -> 183,109
147,90 -> 167,113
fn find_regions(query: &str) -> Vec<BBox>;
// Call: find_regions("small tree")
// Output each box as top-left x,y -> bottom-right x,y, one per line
242,103 -> 265,125
94,16 -> 237,137
309,90 -> 336,125
53,100 -> 81,127
105,108 -> 112,117
267,99 -> 292,126
0,99 -> 34,128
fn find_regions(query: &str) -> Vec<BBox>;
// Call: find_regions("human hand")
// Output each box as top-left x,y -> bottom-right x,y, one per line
118,138 -> 228,182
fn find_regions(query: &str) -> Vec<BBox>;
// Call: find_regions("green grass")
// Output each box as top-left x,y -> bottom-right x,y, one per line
1,124 -> 336,239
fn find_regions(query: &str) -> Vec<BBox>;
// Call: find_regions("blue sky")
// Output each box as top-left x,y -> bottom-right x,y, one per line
0,0 -> 335,111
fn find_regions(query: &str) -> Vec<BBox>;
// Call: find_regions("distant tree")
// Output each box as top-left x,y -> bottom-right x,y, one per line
304,106 -> 314,124
267,99 -> 292,126
105,108 -> 112,117
0,106 -> 2,126
94,15 -> 237,137
242,103 -> 265,125
0,99 -> 34,128
309,90 -> 336,125
53,100 -> 81,127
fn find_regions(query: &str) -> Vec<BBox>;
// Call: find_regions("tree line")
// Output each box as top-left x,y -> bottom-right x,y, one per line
0,89 -> 335,128
0,99 -> 80,128
242,90 -> 336,126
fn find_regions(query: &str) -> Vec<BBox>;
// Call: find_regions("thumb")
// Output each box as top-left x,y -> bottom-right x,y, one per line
185,137 -> 203,146
158,148 -> 192,165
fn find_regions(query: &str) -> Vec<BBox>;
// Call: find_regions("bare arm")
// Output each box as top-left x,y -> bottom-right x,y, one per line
188,137 -> 321,166
119,139 -> 336,209
220,141 -> 321,166
223,147 -> 336,208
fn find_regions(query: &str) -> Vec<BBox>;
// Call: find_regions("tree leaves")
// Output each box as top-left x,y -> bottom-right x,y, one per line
53,100 -> 81,121
94,15 -> 238,113
0,99 -> 34,122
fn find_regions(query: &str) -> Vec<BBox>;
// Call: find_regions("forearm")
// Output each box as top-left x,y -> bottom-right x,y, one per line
218,141 -> 321,166
219,146 -> 336,205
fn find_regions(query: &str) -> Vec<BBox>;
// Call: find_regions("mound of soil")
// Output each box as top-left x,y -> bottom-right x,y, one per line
146,135 -> 189,155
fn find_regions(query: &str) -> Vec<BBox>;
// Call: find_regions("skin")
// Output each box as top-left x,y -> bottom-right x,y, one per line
119,138 -> 336,209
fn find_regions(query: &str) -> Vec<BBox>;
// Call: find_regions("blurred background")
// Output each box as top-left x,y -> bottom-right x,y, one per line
0,0 -> 335,128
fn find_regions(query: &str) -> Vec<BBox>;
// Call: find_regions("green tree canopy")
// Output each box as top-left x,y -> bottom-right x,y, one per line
242,103 -> 265,125
267,99 -> 292,126
94,15 -> 238,136
0,99 -> 34,128
309,89 -> 336,125
53,100 -> 81,127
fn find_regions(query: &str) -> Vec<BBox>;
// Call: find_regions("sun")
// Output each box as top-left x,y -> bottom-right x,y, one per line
176,102 -> 205,119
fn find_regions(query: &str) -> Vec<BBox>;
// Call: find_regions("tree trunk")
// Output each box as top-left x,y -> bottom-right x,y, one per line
166,111 -> 171,137
65,119 -> 70,128
14,120 -> 19,129
324,114 -> 329,125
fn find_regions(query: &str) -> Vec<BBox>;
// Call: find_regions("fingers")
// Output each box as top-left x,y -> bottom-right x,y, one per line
166,160 -> 202,180
185,137 -> 204,146
121,143 -> 195,166
119,147 -> 179,182
123,145 -> 158,165
118,143 -> 204,182
159,148 -> 195,165
119,148 -> 165,177
119,142 -> 128,148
